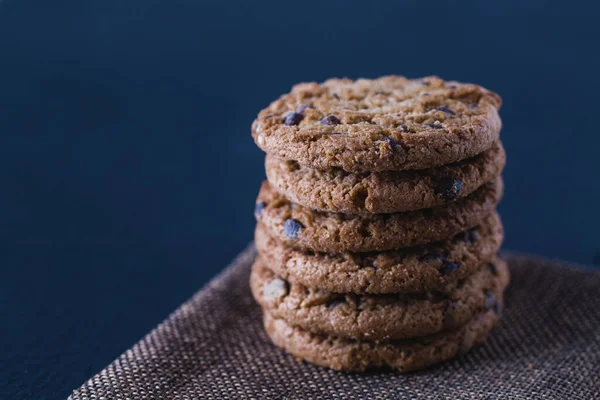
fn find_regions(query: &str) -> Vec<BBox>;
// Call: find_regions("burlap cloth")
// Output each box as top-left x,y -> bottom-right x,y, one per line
68,245 -> 600,400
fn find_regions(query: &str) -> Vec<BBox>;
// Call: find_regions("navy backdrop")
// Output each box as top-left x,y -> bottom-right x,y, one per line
1,0 -> 599,399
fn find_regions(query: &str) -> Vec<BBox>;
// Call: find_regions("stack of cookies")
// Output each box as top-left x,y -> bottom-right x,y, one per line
250,76 -> 507,372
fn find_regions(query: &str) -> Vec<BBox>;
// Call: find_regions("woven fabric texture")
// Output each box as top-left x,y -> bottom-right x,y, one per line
68,245 -> 600,400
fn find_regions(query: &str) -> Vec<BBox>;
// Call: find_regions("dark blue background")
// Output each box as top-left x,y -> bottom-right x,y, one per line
1,0 -> 599,399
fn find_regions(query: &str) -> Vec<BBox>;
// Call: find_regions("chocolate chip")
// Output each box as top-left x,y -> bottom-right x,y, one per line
457,228 -> 479,244
439,261 -> 460,275
435,106 -> 455,115
488,262 -> 499,276
448,84 -> 457,89
421,93 -> 430,96
382,136 -> 399,146
320,115 -> 340,125
254,202 -> 266,220
435,178 -> 463,200
283,218 -> 303,239
381,136 -> 402,152
484,290 -> 495,310
399,124 -> 409,132
296,104 -> 311,113
283,112 -> 303,126
332,93 -> 340,99
426,122 -> 443,129
421,80 -> 430,86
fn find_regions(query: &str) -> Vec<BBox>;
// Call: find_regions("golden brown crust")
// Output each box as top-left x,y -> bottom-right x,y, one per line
263,308 -> 500,372
252,76 -> 502,173
255,178 -> 503,253
252,257 -> 508,341
254,213 -> 504,294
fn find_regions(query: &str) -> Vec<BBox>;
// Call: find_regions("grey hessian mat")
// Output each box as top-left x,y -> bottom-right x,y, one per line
68,245 -> 600,400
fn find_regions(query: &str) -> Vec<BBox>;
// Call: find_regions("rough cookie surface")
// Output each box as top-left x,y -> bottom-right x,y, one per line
255,178 -> 503,253
252,76 -> 502,173
252,257 -> 508,341
266,141 -> 505,214
254,213 -> 503,294
263,308 -> 500,372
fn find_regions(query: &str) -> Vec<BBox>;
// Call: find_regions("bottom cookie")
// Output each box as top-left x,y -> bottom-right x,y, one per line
263,309 -> 500,373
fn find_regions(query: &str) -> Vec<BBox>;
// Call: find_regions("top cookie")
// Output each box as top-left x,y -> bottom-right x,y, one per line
252,76 -> 502,173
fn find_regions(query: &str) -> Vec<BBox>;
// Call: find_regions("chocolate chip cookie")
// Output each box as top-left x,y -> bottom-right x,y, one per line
255,178 -> 503,253
265,141 -> 505,214
252,76 -> 502,173
254,212 -> 503,294
252,256 -> 507,341
263,308 -> 500,372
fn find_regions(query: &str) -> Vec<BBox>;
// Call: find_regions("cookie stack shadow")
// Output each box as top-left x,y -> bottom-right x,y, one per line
250,76 -> 507,372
